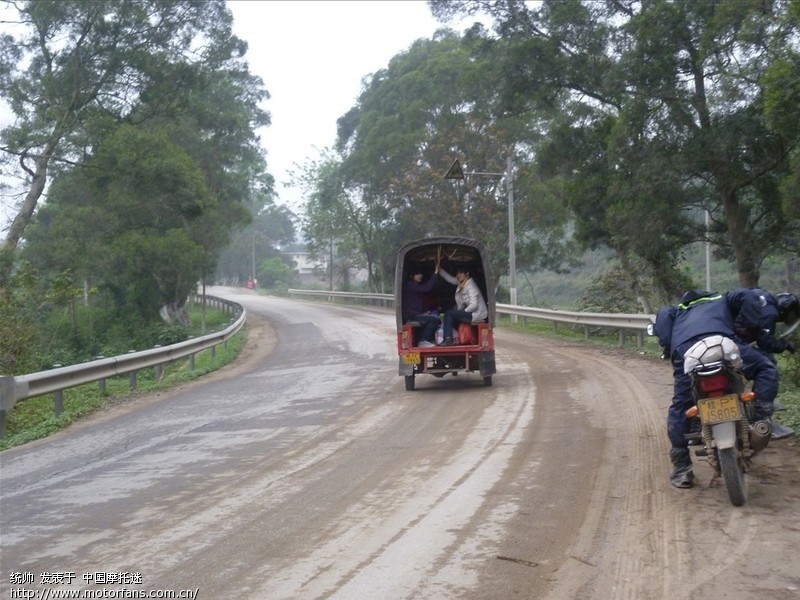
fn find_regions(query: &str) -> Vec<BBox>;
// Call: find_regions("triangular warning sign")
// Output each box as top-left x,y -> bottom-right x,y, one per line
444,159 -> 465,180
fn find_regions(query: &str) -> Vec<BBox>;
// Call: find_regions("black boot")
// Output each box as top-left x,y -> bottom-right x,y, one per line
669,447 -> 694,489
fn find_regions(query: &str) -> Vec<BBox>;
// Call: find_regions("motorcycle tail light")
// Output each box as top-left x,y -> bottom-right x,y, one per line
741,391 -> 756,403
697,373 -> 728,394
685,406 -> 698,418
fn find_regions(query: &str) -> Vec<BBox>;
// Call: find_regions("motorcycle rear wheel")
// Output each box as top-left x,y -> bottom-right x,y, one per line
718,447 -> 747,506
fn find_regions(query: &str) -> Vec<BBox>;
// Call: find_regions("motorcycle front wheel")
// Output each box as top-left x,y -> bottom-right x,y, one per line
718,447 -> 747,506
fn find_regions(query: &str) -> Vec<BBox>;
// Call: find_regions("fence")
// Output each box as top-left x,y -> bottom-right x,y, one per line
0,295 -> 244,438
286,288 -> 655,347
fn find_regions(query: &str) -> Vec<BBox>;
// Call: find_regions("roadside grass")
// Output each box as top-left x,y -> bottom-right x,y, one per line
0,308 -> 247,451
497,314 -> 800,433
775,367 -> 800,433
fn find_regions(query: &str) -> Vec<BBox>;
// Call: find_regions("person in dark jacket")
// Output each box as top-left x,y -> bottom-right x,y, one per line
742,290 -> 799,359
401,266 -> 440,347
739,290 -> 799,439
654,289 -> 779,488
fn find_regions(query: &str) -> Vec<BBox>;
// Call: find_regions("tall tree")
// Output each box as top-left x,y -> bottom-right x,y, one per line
215,202 -> 296,286
294,151 -> 368,291
22,125 -> 214,320
0,0 -> 249,284
431,0 -> 800,290
319,31 -> 572,290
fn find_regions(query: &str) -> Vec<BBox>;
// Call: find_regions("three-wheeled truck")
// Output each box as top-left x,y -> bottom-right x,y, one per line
396,236 -> 496,390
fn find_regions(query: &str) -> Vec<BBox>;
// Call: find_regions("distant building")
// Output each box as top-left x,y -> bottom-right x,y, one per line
281,248 -> 368,288
282,250 -> 328,286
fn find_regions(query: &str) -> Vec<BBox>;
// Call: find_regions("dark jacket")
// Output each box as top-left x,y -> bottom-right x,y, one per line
402,274 -> 439,321
745,289 -> 791,354
657,289 -> 762,358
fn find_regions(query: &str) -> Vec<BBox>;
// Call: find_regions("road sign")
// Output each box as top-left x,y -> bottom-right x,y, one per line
444,159 -> 465,180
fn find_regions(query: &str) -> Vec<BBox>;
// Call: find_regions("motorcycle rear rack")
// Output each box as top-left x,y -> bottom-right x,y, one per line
693,361 -> 725,376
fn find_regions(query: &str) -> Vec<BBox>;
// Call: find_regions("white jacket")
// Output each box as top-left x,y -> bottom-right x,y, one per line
440,268 -> 489,323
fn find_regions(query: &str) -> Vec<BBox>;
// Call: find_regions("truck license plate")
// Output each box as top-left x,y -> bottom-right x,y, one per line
698,394 -> 741,424
402,353 -> 420,365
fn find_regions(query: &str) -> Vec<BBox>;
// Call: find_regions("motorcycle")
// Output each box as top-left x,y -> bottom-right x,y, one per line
681,335 -> 772,506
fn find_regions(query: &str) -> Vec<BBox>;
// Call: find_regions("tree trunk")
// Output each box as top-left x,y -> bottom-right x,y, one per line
718,186 -> 760,287
0,137 -> 60,286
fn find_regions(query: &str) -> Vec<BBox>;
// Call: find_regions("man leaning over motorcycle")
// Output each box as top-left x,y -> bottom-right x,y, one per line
654,289 -> 780,489
737,290 -> 799,439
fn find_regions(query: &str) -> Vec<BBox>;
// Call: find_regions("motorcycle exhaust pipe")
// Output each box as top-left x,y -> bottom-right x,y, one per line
749,420 -> 772,454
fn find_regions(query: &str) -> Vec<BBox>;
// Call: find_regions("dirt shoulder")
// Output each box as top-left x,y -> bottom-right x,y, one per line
548,342 -> 800,599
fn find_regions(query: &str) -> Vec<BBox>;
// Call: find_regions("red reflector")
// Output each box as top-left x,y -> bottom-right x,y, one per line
698,373 -> 728,393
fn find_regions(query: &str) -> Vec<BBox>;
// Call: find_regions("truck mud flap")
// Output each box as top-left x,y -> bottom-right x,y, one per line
479,351 -> 496,377
399,357 -> 415,377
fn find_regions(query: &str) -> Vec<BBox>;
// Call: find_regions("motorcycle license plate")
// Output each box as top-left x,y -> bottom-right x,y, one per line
698,394 -> 741,424
402,352 -> 421,365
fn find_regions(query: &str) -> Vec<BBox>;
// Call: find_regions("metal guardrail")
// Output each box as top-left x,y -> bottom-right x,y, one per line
1,289 -> 655,438
287,289 -> 395,304
0,295 -> 245,438
287,288 -> 655,345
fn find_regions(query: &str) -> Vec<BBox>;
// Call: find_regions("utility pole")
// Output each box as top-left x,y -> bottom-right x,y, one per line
506,154 -> 517,313
445,155 -> 517,320
705,210 -> 711,290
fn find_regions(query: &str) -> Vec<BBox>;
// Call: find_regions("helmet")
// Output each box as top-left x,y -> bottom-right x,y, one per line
776,292 -> 799,326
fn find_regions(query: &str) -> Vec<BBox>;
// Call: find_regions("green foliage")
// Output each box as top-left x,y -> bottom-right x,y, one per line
215,203 -> 296,286
0,284 -> 40,374
1,0 -> 273,304
776,347 -> 800,433
1,0 -> 275,365
298,32 -> 561,291
429,1 -> 799,300
577,265 -> 649,314
258,256 -> 294,291
1,1 -> 248,276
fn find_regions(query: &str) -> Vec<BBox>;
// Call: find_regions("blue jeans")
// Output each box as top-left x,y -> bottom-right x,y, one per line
411,314 -> 439,344
443,308 -> 471,341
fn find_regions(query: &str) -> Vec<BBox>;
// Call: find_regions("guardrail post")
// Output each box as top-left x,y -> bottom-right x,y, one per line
54,390 -> 64,416
1,376 -> 29,439
153,345 -> 162,380
189,353 -> 196,371
129,371 -> 137,390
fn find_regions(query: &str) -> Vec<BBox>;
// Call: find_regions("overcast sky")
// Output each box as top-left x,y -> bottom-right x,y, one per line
227,0 -> 449,215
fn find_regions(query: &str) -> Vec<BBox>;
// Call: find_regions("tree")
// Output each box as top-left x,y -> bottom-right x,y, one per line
431,0 -> 800,292
294,151 -> 368,291
22,125 -> 213,321
307,31 -> 573,290
0,0 -> 251,284
215,203 -> 296,286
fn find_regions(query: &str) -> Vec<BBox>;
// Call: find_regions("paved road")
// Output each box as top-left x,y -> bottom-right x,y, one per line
2,288 -> 799,599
